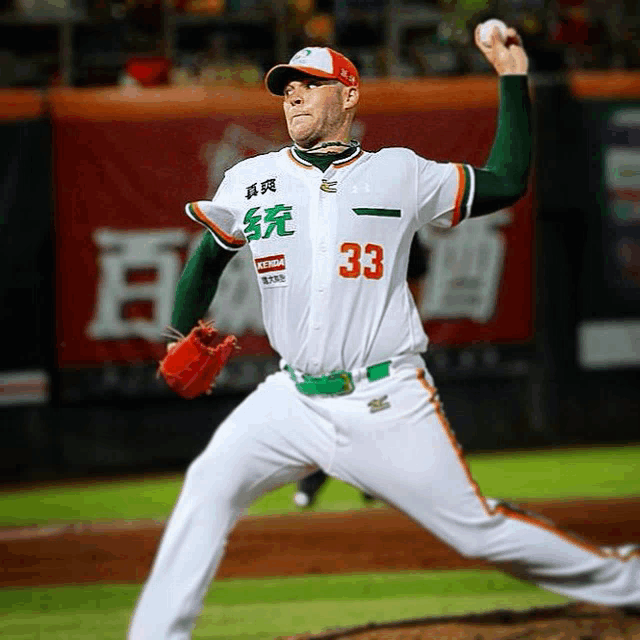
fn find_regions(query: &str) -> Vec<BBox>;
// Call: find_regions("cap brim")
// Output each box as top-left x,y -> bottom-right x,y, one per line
265,64 -> 337,96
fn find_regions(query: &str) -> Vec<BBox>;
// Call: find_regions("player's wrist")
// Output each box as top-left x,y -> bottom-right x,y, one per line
498,75 -> 529,88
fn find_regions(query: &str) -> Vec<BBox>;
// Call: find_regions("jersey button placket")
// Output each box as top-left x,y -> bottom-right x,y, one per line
314,192 -> 328,327
312,171 -> 335,367
308,173 -> 325,369
316,179 -> 334,327
317,232 -> 328,294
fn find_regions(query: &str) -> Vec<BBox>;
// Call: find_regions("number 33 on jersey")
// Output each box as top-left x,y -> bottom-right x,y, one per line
185,143 -> 474,375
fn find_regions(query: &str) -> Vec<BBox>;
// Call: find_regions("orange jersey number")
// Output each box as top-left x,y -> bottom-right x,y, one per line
339,242 -> 384,280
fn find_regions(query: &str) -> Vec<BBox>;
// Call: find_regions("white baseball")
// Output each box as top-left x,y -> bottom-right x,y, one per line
478,19 -> 508,46
293,492 -> 310,507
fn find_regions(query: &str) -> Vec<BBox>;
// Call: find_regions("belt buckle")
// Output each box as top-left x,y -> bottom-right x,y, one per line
330,371 -> 354,395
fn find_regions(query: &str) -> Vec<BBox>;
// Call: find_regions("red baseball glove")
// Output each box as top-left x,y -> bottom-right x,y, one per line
158,320 -> 238,399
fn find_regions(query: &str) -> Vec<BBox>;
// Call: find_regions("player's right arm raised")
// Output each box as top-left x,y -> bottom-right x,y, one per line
468,22 -> 531,219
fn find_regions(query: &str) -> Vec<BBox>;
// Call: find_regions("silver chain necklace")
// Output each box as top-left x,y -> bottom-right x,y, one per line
294,140 -> 359,154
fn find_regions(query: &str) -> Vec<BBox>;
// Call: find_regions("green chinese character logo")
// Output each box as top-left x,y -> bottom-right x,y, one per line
243,205 -> 295,242
243,207 -> 261,242
263,204 -> 294,238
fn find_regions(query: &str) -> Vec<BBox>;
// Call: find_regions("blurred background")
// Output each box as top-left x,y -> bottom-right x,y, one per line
1,0 -> 640,86
1,0 -> 639,486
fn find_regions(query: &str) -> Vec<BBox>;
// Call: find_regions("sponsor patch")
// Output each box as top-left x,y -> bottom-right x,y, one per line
255,254 -> 287,288
255,254 -> 285,273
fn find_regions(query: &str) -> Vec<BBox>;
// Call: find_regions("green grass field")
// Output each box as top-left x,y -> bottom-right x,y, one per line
1,570 -> 570,640
1,443 -> 638,639
0,443 -> 638,527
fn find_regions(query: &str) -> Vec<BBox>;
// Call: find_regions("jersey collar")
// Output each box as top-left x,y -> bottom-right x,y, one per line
288,143 -> 363,170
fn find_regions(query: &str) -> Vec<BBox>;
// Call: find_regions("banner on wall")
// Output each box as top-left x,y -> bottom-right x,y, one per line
578,105 -> 640,369
52,87 -> 534,389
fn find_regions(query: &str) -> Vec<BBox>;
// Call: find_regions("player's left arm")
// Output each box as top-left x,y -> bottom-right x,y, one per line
170,231 -> 235,337
468,23 -> 531,218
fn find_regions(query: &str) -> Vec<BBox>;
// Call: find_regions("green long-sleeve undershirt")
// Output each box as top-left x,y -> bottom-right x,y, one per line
470,74 -> 531,217
170,75 -> 531,334
170,232 -> 234,336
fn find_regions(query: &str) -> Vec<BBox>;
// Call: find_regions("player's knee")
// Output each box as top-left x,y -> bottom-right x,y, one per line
446,523 -> 498,559
183,453 -> 240,505
184,451 -> 210,487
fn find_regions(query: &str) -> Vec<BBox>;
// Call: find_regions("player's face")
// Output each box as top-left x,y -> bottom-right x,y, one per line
283,77 -> 354,148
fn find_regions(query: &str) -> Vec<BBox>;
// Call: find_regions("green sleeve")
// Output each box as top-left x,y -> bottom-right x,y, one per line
170,232 -> 235,336
469,75 -> 532,218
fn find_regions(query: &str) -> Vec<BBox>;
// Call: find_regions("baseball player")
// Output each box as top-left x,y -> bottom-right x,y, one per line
129,26 -> 640,640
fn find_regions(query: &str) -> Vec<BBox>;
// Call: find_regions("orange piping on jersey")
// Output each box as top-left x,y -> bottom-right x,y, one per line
332,148 -> 364,168
452,164 -> 465,227
189,202 -> 245,248
287,149 -> 314,169
491,503 -> 615,558
417,369 -> 490,515
416,369 -> 633,561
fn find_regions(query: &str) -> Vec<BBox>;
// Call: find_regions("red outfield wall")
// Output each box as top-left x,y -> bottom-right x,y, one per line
45,71 -> 640,368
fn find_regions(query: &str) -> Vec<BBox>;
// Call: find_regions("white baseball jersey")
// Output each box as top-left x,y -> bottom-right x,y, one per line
186,144 -> 475,375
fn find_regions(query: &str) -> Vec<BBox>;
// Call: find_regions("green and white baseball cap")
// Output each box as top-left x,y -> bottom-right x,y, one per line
265,47 -> 360,96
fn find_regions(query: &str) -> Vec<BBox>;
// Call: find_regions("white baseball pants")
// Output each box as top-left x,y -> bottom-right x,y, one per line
128,354 -> 640,640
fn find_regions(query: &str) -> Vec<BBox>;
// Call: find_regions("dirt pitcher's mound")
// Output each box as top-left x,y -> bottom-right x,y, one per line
276,603 -> 640,639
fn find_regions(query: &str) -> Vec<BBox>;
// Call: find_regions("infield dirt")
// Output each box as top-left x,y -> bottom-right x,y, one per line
1,497 -> 639,588
2,497 -> 639,639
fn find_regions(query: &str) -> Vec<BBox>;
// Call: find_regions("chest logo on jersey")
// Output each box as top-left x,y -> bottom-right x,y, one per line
320,179 -> 337,193
243,204 -> 295,242
254,253 -> 287,288
246,178 -> 277,200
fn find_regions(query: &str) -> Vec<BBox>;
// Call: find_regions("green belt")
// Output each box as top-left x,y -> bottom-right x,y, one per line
285,361 -> 391,396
